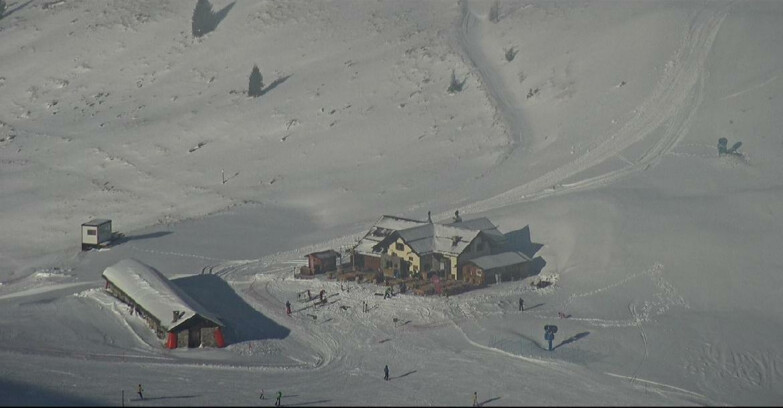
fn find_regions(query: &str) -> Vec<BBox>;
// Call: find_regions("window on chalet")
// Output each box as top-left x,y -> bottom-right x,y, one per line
395,243 -> 404,251
87,230 -> 97,236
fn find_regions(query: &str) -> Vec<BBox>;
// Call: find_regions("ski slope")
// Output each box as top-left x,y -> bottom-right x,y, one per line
1,0 -> 783,405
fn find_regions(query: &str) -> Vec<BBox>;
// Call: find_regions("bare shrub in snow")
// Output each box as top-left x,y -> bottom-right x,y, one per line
248,65 -> 264,97
0,0 -> 6,19
489,0 -> 500,23
505,47 -> 518,62
447,70 -> 467,94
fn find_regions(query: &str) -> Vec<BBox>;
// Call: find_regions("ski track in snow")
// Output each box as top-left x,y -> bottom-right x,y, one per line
628,302 -> 649,385
604,372 -> 712,403
456,1 -> 731,216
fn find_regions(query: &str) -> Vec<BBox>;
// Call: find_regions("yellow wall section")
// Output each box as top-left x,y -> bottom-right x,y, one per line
387,238 -> 421,273
447,254 -> 458,279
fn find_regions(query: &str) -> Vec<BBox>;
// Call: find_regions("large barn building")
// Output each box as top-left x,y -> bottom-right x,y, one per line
102,259 -> 226,349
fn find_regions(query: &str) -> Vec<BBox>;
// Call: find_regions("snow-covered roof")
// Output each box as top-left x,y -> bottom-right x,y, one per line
307,249 -> 340,260
353,215 -> 427,255
465,251 -> 530,270
102,259 -> 223,331
446,217 -> 506,246
380,223 -> 482,256
82,219 -> 111,226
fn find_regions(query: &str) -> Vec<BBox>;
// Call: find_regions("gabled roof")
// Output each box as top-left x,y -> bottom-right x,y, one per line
446,217 -> 506,246
306,249 -> 340,260
353,215 -> 427,255
83,219 -> 111,226
465,251 -> 530,270
378,223 -> 482,257
102,259 -> 223,331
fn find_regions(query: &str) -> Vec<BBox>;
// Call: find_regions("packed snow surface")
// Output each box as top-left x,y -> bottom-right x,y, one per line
1,0 -> 782,405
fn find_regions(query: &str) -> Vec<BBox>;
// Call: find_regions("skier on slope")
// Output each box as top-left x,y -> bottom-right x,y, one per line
286,300 -> 291,315
384,364 -> 390,381
519,297 -> 524,311
137,384 -> 144,400
259,388 -> 264,399
275,390 -> 282,407
473,391 -> 478,407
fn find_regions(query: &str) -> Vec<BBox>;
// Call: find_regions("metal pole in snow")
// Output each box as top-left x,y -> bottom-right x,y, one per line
222,169 -> 225,184
122,390 -> 124,407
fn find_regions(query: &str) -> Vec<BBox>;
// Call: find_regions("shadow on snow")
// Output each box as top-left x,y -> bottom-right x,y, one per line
555,331 -> 590,350
504,225 -> 547,277
0,378 -> 99,406
173,274 -> 290,343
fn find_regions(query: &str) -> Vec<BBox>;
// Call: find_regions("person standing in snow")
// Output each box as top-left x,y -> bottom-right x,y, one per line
307,289 -> 311,300
473,391 -> 478,407
384,364 -> 390,381
275,391 -> 282,407
259,388 -> 264,399
519,297 -> 524,311
286,300 -> 291,315
137,384 -> 143,400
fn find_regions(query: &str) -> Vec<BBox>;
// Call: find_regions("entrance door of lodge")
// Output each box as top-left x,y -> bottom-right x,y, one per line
188,327 -> 201,348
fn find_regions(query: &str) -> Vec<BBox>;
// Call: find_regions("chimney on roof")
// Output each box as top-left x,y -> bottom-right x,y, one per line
427,211 -> 432,224
451,236 -> 461,246
453,210 -> 462,223
172,311 -> 179,323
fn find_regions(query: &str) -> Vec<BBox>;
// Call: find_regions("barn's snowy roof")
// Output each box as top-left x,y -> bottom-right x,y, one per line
465,251 -> 530,270
353,215 -> 427,255
83,219 -> 111,226
102,259 -> 223,331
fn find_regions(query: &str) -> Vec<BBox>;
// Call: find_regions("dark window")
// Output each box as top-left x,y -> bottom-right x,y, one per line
385,261 -> 393,268
395,243 -> 404,251
87,230 -> 97,236
424,264 -> 431,271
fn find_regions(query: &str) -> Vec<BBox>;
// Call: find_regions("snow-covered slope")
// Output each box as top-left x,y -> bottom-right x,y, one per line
1,0 -> 782,405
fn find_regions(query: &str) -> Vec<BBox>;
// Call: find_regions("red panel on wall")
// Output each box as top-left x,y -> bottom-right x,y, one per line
166,332 -> 178,349
214,327 -> 226,348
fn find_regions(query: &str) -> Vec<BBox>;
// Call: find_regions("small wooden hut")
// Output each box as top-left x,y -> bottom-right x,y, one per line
81,219 -> 112,250
304,250 -> 340,275
461,251 -> 532,286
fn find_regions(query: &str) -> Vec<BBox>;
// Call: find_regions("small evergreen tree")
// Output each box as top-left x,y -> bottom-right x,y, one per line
0,0 -> 7,19
192,0 -> 214,38
248,65 -> 264,97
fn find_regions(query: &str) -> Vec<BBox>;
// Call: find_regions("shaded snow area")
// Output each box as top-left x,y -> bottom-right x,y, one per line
1,0 -> 783,405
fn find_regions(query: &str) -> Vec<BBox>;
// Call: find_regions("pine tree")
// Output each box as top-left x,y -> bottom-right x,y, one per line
248,65 -> 264,97
191,0 -> 214,38
0,0 -> 7,19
